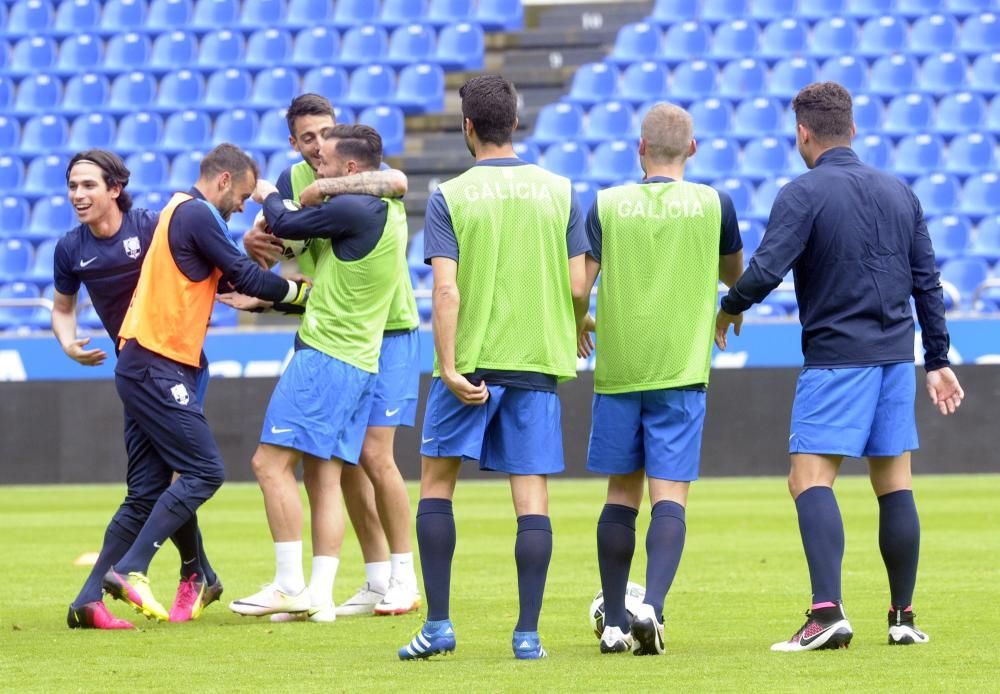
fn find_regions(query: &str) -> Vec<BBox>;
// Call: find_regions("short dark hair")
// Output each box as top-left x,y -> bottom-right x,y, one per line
200,143 -> 260,182
458,74 -> 518,146
66,149 -> 133,213
792,82 -> 854,142
285,93 -> 336,137
328,124 -> 382,170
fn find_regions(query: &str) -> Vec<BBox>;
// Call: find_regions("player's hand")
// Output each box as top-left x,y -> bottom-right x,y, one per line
243,226 -> 283,269
64,337 -> 107,366
441,370 -> 489,406
578,313 -> 596,358
252,179 -> 279,204
714,308 -> 742,350
217,292 -> 272,312
298,182 -> 325,207
926,366 -> 964,415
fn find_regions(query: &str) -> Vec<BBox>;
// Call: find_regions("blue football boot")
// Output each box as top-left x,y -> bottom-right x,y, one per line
398,619 -> 456,660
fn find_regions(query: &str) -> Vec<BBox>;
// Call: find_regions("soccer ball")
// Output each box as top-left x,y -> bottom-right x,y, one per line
589,582 -> 646,638
253,199 -> 311,259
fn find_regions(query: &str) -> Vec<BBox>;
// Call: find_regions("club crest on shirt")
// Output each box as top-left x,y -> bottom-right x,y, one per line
170,383 -> 189,405
123,236 -> 141,260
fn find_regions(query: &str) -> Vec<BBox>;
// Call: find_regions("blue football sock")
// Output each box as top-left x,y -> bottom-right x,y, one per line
645,500 -> 686,619
196,527 -> 218,585
597,503 -> 638,631
878,489 -> 920,609
114,491 -> 193,576
171,516 -> 203,580
514,514 -> 553,633
416,498 -> 455,622
795,486 -> 844,605
72,521 -> 135,607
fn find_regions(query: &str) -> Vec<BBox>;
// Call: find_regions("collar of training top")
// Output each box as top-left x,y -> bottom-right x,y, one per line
641,176 -> 677,184
814,146 -> 859,167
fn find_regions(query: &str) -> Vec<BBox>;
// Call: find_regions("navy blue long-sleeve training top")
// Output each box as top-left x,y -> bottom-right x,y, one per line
721,147 -> 950,371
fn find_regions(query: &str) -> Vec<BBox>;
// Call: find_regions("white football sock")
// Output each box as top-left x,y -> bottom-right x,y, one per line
365,561 -> 391,593
308,555 -> 339,608
390,552 -> 417,586
274,541 -> 305,595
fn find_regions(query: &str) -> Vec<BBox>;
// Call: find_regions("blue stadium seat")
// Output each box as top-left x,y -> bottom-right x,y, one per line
114,111 -> 163,151
10,36 -> 57,76
426,0 -> 471,27
283,0 -> 330,28
161,110 -> 211,152
711,19 -> 760,59
21,115 -> 68,155
798,0 -> 845,18
912,172 -> 961,215
125,152 -> 168,192
238,0 -> 283,29
920,52 -> 969,93
969,214 -> 1000,264
989,95 -> 1000,132
191,0 -> 238,30
582,101 -> 635,145
769,57 -> 819,99
99,0 -> 147,33
60,73 -> 110,115
337,25 -> 389,69
619,61 -> 668,105
0,157 -> 24,192
265,150 -> 301,182
564,62 -> 617,107
750,175 -> 790,219
703,0 -> 748,22
434,22 -> 484,71
27,197 -> 73,239
731,97 -> 783,137
133,190 -> 168,212
660,21 -> 711,63
908,14 -> 960,55
26,241 -> 58,284
23,155 -> 68,197
5,0 -> 54,38
809,17 -> 858,58
748,0 -> 795,21
649,0 -> 697,25
858,15 -> 908,57
291,26 -> 340,68
102,32 -> 151,74
940,256 -> 989,306
898,0 -> 945,17
0,196 -> 30,239
572,180 -> 597,215
0,38 -> 8,73
852,133 -> 892,169
846,0 -> 895,18
936,92 -> 988,134
209,301 -> 238,327
108,71 -> 156,113
884,93 -> 935,135
386,23 -> 436,67
245,28 -> 293,68
213,109 -> 258,147
392,63 -> 445,113
609,22 -> 661,66
512,141 -> 540,164
587,140 -> 641,185
718,57 -> 766,98
301,66 -> 348,103
894,133 -> 946,177
253,108 -> 288,151
167,150 -> 203,189
819,56 -> 868,94
947,0 -> 993,13
959,12 -> 1000,53
203,68 -> 253,110
156,70 -> 205,111
738,218 -> 764,256
249,67 -> 299,109
0,77 -> 12,113
741,136 -> 789,178
56,34 -> 103,75
713,177 -> 753,217
149,30 -> 197,71
476,0 -> 523,31
946,132 -> 997,174
689,97 -> 732,136
969,52 -> 1000,93
759,18 -> 808,58
407,229 -> 425,267
68,112 -> 116,150
145,0 -> 191,30
853,94 -> 884,132
0,241 -> 32,281
333,0 -> 379,28
378,0 -> 425,28
870,55 -> 919,96
687,137 -> 738,180
961,172 -> 1000,216
0,281 -> 40,327
541,141 -> 588,180
334,105 -> 356,124
342,65 -> 394,110
358,105 -> 405,156
928,214 -> 973,262
671,59 -> 719,101
0,116 -> 20,152
198,29 -> 246,68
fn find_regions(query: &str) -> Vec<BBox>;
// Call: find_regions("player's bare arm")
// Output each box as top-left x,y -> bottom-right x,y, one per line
252,179 -> 279,204
431,256 -> 487,406
299,169 -> 408,207
52,290 -> 107,366
574,255 -> 601,358
719,250 -> 744,288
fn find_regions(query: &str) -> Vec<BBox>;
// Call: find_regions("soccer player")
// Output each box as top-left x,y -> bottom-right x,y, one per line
55,150 -> 221,628
100,144 -> 311,621
228,125 -> 410,622
242,94 -> 420,619
397,75 -> 589,661
715,82 -> 964,651
574,104 -> 744,656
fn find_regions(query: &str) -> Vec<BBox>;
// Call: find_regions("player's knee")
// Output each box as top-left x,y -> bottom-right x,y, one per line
250,450 -> 274,482
201,460 -> 225,491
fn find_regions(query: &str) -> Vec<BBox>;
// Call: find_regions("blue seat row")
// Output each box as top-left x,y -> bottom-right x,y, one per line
649,0 -> 995,24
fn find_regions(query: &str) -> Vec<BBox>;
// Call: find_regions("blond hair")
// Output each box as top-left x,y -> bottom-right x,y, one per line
641,103 -> 694,164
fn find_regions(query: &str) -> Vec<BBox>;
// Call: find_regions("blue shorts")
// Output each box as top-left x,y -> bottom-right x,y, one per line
587,389 -> 707,482
260,348 -> 376,464
789,362 -> 919,458
368,330 -> 420,428
420,378 -> 565,475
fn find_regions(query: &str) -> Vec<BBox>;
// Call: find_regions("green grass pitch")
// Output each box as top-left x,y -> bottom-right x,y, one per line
2,476 -> 998,692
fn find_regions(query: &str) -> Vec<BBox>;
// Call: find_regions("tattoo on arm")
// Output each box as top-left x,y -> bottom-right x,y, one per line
314,170 -> 408,199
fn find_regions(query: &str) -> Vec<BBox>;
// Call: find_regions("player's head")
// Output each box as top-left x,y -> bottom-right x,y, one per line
286,93 -> 337,172
66,149 -> 132,226
792,81 -> 856,169
197,143 -> 259,221
317,124 -> 382,178
458,74 -> 519,156
638,103 -> 696,174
